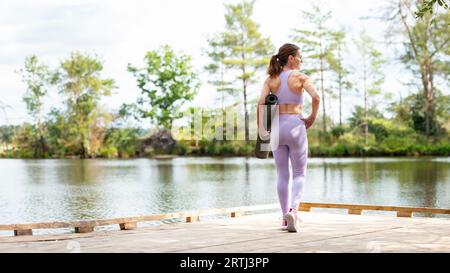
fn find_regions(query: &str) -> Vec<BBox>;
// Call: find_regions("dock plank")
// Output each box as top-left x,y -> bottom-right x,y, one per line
1,211 -> 449,253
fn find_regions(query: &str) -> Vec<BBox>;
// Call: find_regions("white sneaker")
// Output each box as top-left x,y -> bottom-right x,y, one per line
280,218 -> 288,230
284,208 -> 299,232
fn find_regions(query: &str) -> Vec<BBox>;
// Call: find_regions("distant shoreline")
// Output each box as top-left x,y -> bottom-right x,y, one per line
0,154 -> 448,160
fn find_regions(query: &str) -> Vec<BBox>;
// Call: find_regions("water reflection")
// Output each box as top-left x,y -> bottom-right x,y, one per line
0,157 -> 448,224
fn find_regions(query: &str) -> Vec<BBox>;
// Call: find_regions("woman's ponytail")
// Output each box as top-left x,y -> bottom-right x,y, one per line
267,43 -> 300,78
267,54 -> 282,78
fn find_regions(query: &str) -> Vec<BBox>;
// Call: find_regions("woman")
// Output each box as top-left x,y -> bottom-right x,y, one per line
257,43 -> 320,232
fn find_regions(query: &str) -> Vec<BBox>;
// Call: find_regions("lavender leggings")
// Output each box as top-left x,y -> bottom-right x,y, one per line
270,114 -> 308,216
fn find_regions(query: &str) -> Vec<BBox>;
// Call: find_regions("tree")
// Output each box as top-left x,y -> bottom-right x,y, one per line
89,108 -> 114,157
103,127 -> 143,158
46,108 -> 72,157
291,3 -> 338,133
388,91 -> 449,136
57,52 -> 116,158
327,29 -> 352,127
17,56 -> 56,157
127,45 -> 200,130
385,0 -> 449,137
348,106 -> 384,131
11,123 -> 35,158
0,125 -> 16,152
212,0 -> 274,143
415,0 -> 449,20
0,101 -> 13,154
204,33 -> 238,115
401,4 -> 449,136
353,30 -> 386,144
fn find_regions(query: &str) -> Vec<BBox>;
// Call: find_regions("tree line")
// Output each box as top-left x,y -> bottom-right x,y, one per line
0,0 -> 448,158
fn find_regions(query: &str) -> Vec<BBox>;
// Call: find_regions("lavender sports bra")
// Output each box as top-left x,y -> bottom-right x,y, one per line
273,70 -> 303,105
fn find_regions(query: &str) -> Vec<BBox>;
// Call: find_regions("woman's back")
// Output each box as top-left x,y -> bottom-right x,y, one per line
268,70 -> 304,105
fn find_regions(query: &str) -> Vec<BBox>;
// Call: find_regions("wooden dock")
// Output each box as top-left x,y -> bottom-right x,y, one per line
1,203 -> 449,253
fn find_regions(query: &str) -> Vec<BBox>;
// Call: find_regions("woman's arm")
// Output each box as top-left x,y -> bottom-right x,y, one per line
256,77 -> 271,128
299,75 -> 320,129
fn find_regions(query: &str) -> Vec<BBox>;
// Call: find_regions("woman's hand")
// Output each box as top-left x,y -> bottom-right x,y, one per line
257,126 -> 270,139
299,74 -> 320,129
300,115 -> 315,129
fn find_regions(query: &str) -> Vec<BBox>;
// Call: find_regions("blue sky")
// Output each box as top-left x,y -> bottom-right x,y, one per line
0,0 -> 420,126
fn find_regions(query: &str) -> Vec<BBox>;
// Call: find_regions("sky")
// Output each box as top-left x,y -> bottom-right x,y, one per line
0,0 -> 423,126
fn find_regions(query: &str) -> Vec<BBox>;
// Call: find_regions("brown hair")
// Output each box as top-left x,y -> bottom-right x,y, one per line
267,43 -> 300,78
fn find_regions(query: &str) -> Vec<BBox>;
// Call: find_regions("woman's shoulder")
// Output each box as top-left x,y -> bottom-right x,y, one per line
290,71 -> 310,82
266,75 -> 280,86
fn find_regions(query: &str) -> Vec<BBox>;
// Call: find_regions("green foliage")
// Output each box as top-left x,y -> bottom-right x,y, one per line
291,3 -> 347,133
2,5 -> 449,159
10,123 -> 39,158
204,33 -> 238,110
99,146 -> 118,158
328,29 -> 353,125
18,56 -> 56,121
389,91 -> 449,136
57,52 -> 116,158
353,29 -> 387,113
291,4 -> 335,75
331,125 -> 346,138
402,10 -> 450,76
46,108 -> 78,157
348,106 -> 383,130
415,0 -> 449,20
173,142 -> 189,156
17,55 -> 57,157
0,125 -> 16,146
208,0 -> 274,142
349,29 -> 388,144
103,128 -> 142,158
219,0 -> 274,81
398,4 -> 449,136
127,45 -> 200,130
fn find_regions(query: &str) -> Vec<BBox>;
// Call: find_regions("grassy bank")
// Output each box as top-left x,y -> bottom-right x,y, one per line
2,138 -> 449,159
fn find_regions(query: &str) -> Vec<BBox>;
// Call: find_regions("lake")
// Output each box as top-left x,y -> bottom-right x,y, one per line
0,157 -> 449,230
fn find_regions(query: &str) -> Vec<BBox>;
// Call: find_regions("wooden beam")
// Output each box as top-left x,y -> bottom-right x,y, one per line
300,202 -> 450,215
1,202 -> 449,236
0,213 -> 183,231
119,222 -> 137,230
299,205 -> 311,212
75,226 -> 94,233
397,211 -> 413,218
186,216 -> 200,223
0,205 -> 278,232
231,211 -> 244,218
348,209 -> 362,215
14,229 -> 32,236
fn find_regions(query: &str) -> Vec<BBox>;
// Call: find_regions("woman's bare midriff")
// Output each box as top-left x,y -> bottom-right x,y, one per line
278,104 -> 302,114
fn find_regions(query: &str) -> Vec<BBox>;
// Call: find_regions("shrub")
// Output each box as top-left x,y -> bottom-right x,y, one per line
99,146 -> 118,158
